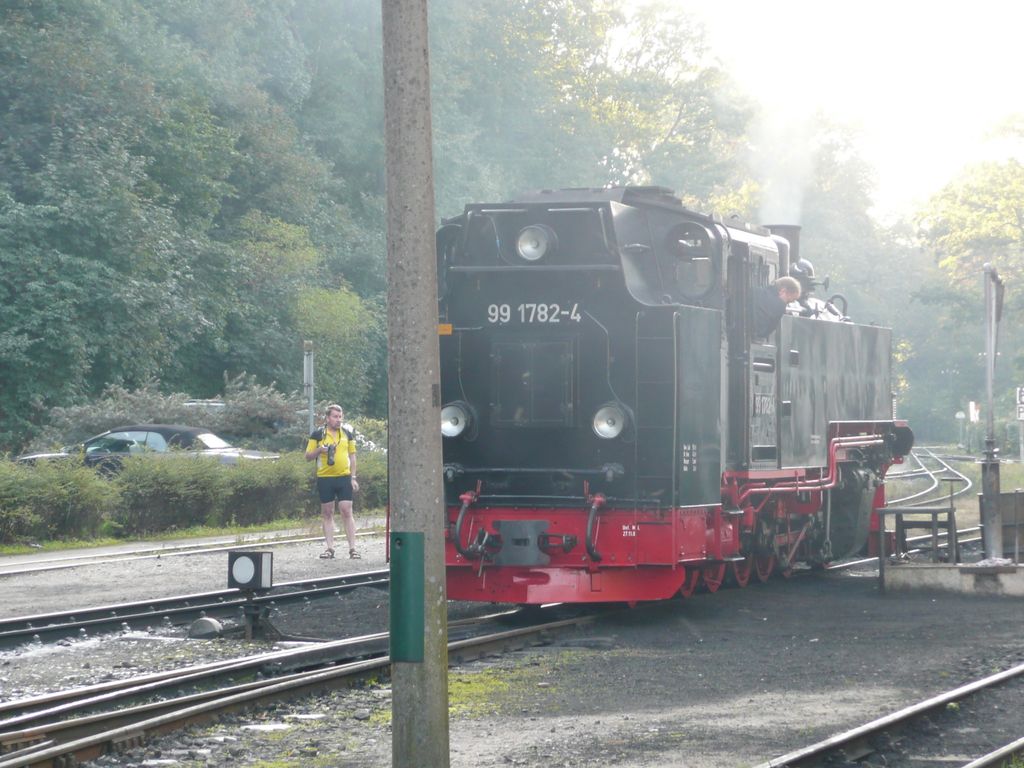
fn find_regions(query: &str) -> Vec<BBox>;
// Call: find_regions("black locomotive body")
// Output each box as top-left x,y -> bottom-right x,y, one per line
436,186 -> 912,603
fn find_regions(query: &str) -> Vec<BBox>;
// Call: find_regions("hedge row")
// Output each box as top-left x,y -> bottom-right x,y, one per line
0,451 -> 388,543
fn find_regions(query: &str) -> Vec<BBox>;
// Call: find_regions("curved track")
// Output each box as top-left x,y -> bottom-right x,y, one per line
886,447 -> 972,507
755,661 -> 1024,767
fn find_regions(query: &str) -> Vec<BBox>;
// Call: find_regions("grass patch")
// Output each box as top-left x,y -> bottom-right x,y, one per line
448,668 -> 515,718
446,651 -> 586,719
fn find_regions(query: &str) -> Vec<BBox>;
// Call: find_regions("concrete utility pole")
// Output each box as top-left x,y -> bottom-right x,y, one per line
381,1 -> 449,766
980,263 -> 1004,559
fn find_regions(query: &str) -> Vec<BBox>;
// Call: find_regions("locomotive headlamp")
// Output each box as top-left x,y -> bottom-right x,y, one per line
592,402 -> 628,439
516,224 -> 557,262
441,401 -> 472,438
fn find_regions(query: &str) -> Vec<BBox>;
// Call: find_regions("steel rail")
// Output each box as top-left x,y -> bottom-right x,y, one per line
884,449 -> 929,479
886,448 -> 972,508
0,533 -> 325,576
826,526 -> 982,572
0,570 -> 390,647
0,606 -> 517,724
0,528 -> 382,578
0,612 -> 594,768
753,660 -> 1024,768
885,449 -> 941,505
959,735 -> 1024,768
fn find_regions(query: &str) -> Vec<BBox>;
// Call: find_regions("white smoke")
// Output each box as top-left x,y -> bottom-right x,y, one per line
751,105 -> 816,226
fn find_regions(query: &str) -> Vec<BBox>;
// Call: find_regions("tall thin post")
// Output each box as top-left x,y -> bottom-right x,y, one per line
303,340 -> 315,435
381,1 -> 449,766
980,264 -> 1004,559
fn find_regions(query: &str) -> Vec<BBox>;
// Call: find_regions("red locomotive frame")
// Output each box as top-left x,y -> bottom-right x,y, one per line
445,423 -> 907,604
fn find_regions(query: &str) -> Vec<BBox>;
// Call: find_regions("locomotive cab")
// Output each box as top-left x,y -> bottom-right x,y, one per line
437,187 -> 724,511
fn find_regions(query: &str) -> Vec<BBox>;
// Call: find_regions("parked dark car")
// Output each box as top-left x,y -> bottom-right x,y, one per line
17,424 -> 279,471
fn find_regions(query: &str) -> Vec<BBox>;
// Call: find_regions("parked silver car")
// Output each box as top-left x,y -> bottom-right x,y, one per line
17,424 -> 279,471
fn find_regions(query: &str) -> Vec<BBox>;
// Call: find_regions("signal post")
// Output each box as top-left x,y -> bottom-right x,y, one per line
381,0 -> 450,766
980,264 -> 1004,559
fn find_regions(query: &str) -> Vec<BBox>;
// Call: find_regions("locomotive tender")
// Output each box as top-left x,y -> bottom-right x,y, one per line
436,186 -> 913,604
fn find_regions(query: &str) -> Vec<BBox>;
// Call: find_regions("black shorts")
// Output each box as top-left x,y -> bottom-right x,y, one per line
317,475 -> 353,504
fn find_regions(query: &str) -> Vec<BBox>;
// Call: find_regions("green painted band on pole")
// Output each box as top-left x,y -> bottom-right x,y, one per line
389,531 -> 425,662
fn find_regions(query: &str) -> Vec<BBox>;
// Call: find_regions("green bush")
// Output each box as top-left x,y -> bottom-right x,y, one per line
113,456 -> 226,534
355,451 -> 387,511
351,417 -> 387,452
224,454 -> 316,527
0,458 -> 115,543
0,447 -> 386,544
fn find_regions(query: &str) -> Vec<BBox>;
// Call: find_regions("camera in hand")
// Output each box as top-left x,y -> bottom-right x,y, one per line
325,443 -> 337,466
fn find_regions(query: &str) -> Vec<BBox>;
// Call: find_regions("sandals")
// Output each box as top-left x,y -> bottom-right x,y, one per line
320,547 -> 360,560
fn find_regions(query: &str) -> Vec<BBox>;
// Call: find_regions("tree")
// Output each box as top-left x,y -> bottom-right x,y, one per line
914,154 -> 1024,439
294,286 -> 384,415
917,160 -> 1024,286
0,0 -> 753,449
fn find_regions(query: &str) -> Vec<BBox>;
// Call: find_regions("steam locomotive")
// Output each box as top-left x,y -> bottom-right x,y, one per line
436,186 -> 913,604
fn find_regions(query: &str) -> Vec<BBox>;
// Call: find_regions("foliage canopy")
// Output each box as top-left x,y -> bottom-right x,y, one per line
3,0 -> 1019,451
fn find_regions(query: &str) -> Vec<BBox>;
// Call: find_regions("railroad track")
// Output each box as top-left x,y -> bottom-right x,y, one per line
886,447 -> 973,507
755,661 -> 1024,767
0,518 -> 984,651
824,524 -> 982,573
0,570 -> 390,648
0,530 -> 362,578
0,605 -> 596,768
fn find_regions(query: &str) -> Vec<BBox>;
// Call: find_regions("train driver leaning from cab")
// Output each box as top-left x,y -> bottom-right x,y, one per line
753,276 -> 801,339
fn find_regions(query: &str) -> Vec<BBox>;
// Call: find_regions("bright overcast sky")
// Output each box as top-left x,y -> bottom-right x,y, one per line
678,0 -> 1024,220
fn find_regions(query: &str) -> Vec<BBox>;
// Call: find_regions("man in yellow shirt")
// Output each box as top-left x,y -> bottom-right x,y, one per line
305,404 -> 360,559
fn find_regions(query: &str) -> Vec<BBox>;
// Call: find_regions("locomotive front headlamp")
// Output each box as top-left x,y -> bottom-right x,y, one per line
441,401 -> 472,438
516,225 -> 557,262
592,402 -> 627,439
227,551 -> 273,591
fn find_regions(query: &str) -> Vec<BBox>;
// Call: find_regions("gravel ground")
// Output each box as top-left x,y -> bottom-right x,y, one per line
3,527 -> 1024,767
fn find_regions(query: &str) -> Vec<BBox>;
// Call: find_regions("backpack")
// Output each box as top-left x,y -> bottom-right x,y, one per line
310,425 -> 354,444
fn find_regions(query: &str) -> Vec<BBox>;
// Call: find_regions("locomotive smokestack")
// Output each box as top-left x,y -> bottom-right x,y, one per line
766,224 -> 800,278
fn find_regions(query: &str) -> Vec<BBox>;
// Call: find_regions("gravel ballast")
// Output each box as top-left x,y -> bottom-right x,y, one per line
3,528 -> 1024,767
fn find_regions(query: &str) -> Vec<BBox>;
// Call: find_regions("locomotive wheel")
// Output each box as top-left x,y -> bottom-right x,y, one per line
730,556 -> 752,588
753,553 -> 775,582
677,567 -> 700,598
701,563 -> 727,593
